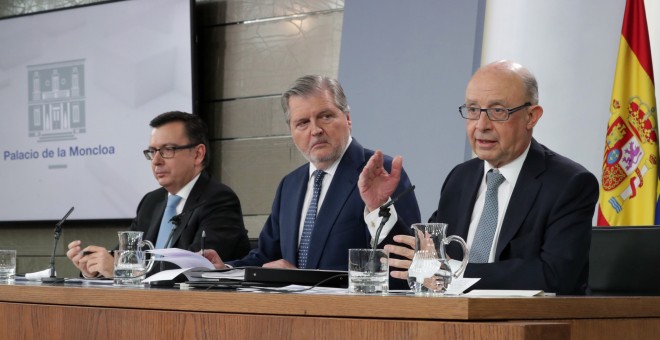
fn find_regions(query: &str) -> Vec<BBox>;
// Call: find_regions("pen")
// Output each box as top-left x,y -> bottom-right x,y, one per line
201,230 -> 206,255
81,249 -> 112,257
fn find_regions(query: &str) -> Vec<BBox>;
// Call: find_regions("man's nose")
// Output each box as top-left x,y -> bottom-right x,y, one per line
474,110 -> 492,130
310,121 -> 323,135
151,151 -> 164,164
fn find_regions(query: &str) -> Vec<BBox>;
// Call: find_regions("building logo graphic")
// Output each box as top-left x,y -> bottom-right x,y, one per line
28,59 -> 86,142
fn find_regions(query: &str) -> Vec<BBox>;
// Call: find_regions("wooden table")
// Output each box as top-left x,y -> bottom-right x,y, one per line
1,282 -> 659,339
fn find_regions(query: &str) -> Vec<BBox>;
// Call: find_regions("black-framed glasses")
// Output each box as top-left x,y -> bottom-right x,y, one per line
458,102 -> 532,121
143,143 -> 198,160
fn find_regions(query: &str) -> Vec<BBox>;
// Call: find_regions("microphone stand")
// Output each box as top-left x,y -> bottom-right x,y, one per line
371,204 -> 392,251
368,185 -> 416,273
371,185 -> 416,251
42,207 -> 74,284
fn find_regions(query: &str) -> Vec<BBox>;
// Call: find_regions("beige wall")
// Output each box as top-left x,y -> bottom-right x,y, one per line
0,0 -> 344,277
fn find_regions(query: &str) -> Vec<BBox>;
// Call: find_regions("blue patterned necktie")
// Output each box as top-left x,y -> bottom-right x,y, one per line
469,170 -> 506,263
155,194 -> 182,249
298,170 -> 326,269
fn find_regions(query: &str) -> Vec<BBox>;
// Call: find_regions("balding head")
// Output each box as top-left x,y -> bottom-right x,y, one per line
475,60 -> 539,105
464,60 -> 544,168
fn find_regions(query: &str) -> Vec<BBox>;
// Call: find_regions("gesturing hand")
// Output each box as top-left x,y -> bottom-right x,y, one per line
358,150 -> 402,212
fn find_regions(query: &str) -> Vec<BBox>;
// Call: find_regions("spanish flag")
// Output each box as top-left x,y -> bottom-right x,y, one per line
598,0 -> 658,226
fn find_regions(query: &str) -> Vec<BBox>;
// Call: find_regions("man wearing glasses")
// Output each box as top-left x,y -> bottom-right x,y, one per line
359,60 -> 599,295
66,111 -> 250,278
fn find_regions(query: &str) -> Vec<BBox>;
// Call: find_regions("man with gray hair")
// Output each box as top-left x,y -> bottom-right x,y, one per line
204,75 -> 420,274
359,61 -> 598,294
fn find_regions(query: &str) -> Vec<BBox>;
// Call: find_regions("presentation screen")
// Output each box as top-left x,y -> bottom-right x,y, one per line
0,0 -> 195,221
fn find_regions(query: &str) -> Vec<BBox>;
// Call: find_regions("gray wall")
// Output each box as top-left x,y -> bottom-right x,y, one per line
338,0 -> 485,219
197,0 -> 344,237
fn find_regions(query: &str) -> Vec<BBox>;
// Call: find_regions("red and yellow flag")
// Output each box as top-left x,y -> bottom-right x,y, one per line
598,0 -> 658,226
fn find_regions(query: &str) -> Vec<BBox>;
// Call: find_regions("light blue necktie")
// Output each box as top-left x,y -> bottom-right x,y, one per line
298,170 -> 326,269
469,170 -> 506,263
155,195 -> 182,249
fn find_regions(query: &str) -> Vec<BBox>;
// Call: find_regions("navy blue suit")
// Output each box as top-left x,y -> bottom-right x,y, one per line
431,139 -> 598,295
230,139 -> 421,271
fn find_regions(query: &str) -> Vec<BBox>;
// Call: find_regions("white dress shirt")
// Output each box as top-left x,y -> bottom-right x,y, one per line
466,142 -> 531,263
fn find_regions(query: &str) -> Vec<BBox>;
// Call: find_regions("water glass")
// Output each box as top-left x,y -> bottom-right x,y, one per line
348,248 -> 389,294
0,250 -> 17,283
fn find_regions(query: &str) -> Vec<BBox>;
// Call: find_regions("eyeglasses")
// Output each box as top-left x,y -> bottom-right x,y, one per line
458,102 -> 531,121
143,143 -> 198,160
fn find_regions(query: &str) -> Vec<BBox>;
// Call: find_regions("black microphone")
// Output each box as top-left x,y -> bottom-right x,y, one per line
158,200 -> 206,275
42,206 -> 74,284
371,185 -> 416,251
163,200 -> 207,249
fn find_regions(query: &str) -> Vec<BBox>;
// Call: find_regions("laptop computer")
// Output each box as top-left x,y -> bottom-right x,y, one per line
589,226 -> 660,295
184,267 -> 349,289
243,267 -> 348,288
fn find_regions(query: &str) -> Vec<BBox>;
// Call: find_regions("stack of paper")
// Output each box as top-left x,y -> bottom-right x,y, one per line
142,248 -> 215,283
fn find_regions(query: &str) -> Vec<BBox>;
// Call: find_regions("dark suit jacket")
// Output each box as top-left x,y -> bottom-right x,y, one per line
431,139 -> 598,295
129,172 -> 250,261
230,139 -> 421,272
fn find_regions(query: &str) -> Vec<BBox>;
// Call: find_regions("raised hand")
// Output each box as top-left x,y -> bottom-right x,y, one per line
358,150 -> 402,212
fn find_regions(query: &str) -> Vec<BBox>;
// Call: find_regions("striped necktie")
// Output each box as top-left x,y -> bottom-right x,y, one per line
297,170 -> 326,268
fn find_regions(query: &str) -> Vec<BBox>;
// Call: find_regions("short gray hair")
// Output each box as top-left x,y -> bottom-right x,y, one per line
519,68 -> 539,105
281,75 -> 350,124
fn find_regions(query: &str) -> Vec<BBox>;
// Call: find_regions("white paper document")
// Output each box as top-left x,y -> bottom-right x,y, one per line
237,284 -> 349,294
148,248 -> 215,269
25,268 -> 54,281
201,269 -> 246,280
444,277 -> 481,295
142,267 -> 211,283
141,249 -> 216,283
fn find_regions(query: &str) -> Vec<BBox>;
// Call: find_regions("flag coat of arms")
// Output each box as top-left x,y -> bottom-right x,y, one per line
598,0 -> 658,226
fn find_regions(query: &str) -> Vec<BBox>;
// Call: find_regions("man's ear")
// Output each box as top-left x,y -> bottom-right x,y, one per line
526,105 -> 543,130
195,144 -> 206,166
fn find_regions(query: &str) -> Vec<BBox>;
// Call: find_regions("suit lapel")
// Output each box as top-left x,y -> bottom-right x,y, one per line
305,141 -> 364,268
281,166 -> 310,264
454,161 -> 484,240
495,139 -> 544,258
145,190 -> 167,244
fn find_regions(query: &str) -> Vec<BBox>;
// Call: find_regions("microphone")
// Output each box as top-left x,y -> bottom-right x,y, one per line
163,200 -> 207,249
42,206 -> 74,284
158,200 -> 206,274
371,185 -> 416,251
378,185 -> 416,213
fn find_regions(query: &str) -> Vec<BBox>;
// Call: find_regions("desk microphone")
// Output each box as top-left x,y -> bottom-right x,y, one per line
164,200 -> 207,249
42,206 -> 74,284
159,200 -> 206,273
372,185 -> 416,251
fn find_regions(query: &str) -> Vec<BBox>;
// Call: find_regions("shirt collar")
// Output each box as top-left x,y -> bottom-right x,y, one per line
170,173 -> 201,201
483,142 -> 531,185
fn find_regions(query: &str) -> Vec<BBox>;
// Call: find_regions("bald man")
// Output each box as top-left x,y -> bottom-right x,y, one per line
359,60 -> 598,295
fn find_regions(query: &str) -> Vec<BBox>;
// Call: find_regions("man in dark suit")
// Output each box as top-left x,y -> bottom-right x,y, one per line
66,111 -> 250,278
359,60 -> 599,295
204,75 -> 420,272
